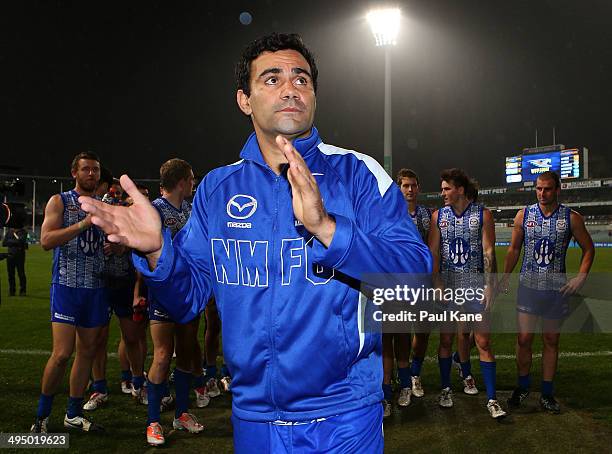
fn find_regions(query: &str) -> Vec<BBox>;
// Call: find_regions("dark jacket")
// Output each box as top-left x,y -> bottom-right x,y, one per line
2,228 -> 28,256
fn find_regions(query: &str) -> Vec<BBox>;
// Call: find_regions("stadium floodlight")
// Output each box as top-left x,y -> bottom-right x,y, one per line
366,8 -> 401,47
366,7 -> 401,175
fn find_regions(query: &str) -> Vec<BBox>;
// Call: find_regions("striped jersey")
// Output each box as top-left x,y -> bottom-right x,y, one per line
51,190 -> 105,288
437,203 -> 484,288
152,198 -> 191,238
410,205 -> 432,243
520,203 -> 572,290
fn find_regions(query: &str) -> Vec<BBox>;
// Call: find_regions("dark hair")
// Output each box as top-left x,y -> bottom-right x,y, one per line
235,33 -> 318,97
71,151 -> 100,171
537,171 -> 561,189
396,168 -> 419,185
160,158 -> 192,191
440,168 -> 478,201
99,167 -> 113,188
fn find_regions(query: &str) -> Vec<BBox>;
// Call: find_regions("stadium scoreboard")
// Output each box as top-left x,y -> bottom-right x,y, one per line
505,148 -> 584,184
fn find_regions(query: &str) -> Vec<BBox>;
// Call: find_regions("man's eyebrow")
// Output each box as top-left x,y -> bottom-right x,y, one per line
257,67 -> 312,79
292,67 -> 312,79
258,68 -> 281,78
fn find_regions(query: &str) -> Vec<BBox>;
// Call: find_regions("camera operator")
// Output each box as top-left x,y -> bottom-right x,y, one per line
2,225 -> 28,296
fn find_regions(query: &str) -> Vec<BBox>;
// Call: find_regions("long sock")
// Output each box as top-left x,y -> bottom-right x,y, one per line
121,370 -> 132,382
133,375 -> 145,391
92,379 -> 107,394
382,383 -> 393,401
147,381 -> 164,424
162,380 -> 170,397
221,364 -> 230,377
398,367 -> 411,389
541,380 -> 554,396
193,373 -> 206,389
205,365 -> 218,380
66,396 -> 83,419
410,357 -> 424,377
174,369 -> 192,418
461,360 -> 472,378
518,374 -> 531,390
36,394 -> 54,419
439,356 -> 452,389
480,361 -> 497,400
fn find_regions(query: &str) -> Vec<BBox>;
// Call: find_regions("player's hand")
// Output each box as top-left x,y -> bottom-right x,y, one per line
481,284 -> 495,311
560,273 -> 587,296
276,135 -> 336,247
81,213 -> 94,229
133,296 -> 147,310
79,175 -> 162,257
498,274 -> 510,294
103,242 -> 113,256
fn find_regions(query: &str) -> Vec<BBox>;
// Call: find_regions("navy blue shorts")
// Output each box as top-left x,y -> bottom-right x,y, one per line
231,404 -> 383,454
517,284 -> 570,320
148,299 -> 173,323
50,284 -> 111,328
108,284 -> 135,319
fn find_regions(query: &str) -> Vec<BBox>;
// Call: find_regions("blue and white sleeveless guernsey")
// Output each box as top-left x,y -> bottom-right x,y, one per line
133,127 -> 432,424
102,195 -> 134,285
520,203 -> 572,291
50,190 -> 109,328
52,190 -> 105,288
437,202 -> 485,291
152,198 -> 192,238
411,205 -> 432,243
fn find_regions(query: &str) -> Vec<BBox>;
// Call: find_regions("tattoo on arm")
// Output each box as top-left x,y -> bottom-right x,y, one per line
484,250 -> 497,285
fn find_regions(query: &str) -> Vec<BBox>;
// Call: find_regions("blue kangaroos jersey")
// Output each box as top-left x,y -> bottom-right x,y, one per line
410,205 -> 432,243
102,198 -> 134,285
437,203 -> 484,288
133,127 -> 432,423
520,203 -> 572,290
152,198 -> 191,238
52,190 -> 105,288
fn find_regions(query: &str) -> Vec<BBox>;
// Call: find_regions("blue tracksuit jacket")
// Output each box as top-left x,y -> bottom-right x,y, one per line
133,127 -> 432,422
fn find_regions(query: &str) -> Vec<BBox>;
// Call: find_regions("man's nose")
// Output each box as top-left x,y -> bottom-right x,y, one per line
280,80 -> 299,99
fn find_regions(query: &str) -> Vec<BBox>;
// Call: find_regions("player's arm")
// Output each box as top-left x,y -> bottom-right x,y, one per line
482,208 -> 498,307
560,210 -> 595,295
500,209 -> 524,293
40,194 -> 92,251
132,270 -> 147,311
428,209 -> 443,289
133,270 -> 146,299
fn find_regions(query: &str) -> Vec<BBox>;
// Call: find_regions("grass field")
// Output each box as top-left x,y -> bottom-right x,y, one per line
0,246 -> 611,453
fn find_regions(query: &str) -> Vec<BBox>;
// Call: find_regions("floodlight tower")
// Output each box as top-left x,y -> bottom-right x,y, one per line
367,8 -> 401,176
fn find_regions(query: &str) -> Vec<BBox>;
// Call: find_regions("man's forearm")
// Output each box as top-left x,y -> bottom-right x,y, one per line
41,221 -> 89,250
578,248 -> 595,275
484,249 -> 498,287
503,249 -> 521,274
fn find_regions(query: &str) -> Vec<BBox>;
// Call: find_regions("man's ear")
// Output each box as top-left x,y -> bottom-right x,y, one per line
237,89 -> 252,116
71,168 -> 77,179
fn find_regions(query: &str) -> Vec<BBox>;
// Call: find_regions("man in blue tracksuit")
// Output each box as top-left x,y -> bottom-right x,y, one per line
80,33 -> 432,453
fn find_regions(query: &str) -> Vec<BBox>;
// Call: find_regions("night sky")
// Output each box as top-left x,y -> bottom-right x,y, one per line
3,0 -> 611,191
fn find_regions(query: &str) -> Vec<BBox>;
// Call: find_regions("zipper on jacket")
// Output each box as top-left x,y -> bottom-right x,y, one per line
267,173 -> 281,418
